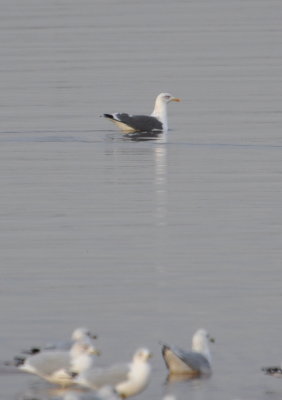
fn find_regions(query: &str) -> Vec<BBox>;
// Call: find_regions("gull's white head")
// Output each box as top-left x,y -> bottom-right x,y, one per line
192,329 -> 214,363
70,341 -> 100,358
132,348 -> 153,363
71,327 -> 97,341
156,93 -> 181,104
151,93 -> 180,130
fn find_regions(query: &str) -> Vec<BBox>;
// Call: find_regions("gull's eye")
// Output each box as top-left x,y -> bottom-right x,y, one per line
164,95 -> 171,99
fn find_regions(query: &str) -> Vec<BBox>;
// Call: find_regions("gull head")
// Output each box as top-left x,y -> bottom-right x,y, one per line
70,341 -> 100,358
192,329 -> 215,346
71,327 -> 97,341
192,329 -> 214,364
156,93 -> 181,105
133,348 -> 153,363
151,93 -> 181,129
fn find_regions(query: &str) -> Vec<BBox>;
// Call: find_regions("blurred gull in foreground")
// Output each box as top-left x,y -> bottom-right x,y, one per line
22,327 -> 97,355
74,348 -> 152,398
262,363 -> 282,378
17,340 -> 100,386
162,329 -> 214,377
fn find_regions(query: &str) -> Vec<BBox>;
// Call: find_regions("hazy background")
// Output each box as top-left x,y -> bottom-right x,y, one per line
0,1 -> 282,399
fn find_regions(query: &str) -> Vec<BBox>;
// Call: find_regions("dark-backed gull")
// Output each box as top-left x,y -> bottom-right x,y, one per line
104,93 -> 180,133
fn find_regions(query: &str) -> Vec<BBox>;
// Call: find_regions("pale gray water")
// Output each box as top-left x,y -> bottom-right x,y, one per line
0,0 -> 282,399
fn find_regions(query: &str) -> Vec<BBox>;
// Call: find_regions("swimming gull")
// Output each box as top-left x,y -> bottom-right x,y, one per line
74,348 -> 152,398
162,329 -> 214,376
103,93 -> 180,133
22,327 -> 97,355
262,364 -> 282,378
18,340 -> 100,386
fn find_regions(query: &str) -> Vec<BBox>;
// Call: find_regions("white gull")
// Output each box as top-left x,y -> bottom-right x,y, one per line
162,329 -> 214,376
18,340 -> 100,386
74,348 -> 152,398
22,327 -> 97,355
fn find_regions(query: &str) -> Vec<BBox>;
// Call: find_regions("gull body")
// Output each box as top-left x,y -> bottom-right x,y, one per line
75,348 -> 152,398
22,327 -> 97,355
104,93 -> 180,133
19,340 -> 100,386
162,329 -> 214,376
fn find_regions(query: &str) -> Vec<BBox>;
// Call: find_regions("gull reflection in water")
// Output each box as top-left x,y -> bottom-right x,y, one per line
122,130 -> 167,143
121,130 -> 168,226
165,372 -> 211,384
154,143 -> 168,227
19,384 -> 119,400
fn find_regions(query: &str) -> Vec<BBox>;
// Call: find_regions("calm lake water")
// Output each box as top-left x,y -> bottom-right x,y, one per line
0,0 -> 282,399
